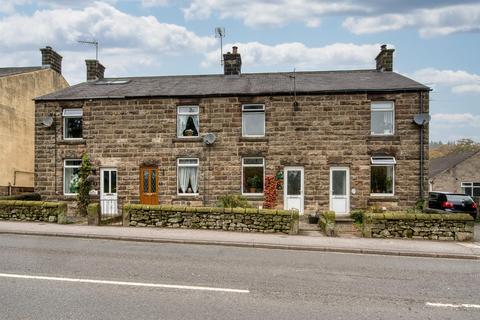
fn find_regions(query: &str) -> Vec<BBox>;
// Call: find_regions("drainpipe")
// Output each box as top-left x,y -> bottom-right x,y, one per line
419,91 -> 424,201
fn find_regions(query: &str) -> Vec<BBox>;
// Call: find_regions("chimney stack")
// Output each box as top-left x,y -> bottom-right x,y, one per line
223,46 -> 242,75
85,60 -> 105,81
375,44 -> 395,72
40,46 -> 62,74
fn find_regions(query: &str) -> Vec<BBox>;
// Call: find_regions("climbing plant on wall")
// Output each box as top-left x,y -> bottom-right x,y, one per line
263,175 -> 280,209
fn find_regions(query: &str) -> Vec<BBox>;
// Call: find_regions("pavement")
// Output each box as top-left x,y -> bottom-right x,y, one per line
0,221 -> 479,260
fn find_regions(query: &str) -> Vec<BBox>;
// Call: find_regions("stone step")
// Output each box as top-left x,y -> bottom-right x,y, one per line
298,230 -> 324,237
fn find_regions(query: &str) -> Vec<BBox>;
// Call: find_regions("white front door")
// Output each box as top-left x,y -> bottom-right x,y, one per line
100,168 -> 118,216
329,167 -> 350,216
284,167 -> 304,214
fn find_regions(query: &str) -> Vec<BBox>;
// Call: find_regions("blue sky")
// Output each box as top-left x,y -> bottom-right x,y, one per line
1,1 -> 479,143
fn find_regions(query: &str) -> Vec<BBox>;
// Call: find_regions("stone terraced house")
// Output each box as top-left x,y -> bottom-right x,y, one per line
34,45 -> 430,217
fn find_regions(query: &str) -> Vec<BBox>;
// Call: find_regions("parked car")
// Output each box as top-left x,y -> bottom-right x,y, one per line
428,192 -> 478,220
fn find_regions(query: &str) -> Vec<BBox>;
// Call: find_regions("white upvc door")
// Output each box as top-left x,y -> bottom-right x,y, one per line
284,167 -> 304,214
329,167 -> 350,216
100,168 -> 118,216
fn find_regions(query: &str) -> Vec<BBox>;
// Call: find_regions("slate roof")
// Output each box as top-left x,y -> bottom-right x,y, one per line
0,66 -> 43,78
36,69 -> 429,101
429,151 -> 478,178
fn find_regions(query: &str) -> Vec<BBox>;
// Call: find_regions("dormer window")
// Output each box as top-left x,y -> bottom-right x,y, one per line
63,108 -> 83,140
177,106 -> 199,138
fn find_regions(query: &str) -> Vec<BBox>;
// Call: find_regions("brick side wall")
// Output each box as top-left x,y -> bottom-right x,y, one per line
35,92 -> 429,214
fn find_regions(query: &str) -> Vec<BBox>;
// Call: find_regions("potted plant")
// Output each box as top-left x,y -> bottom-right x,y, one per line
308,212 -> 319,224
183,129 -> 194,136
247,175 -> 262,193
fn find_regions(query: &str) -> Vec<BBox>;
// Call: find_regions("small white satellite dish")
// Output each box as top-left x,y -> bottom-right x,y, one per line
203,133 -> 216,145
413,113 -> 431,126
42,115 -> 54,127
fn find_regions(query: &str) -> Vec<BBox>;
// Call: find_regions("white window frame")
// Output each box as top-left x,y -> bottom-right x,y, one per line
241,157 -> 265,196
177,158 -> 200,196
370,101 -> 395,136
242,104 -> 265,137
63,108 -> 83,140
63,159 -> 81,196
177,106 -> 200,138
461,182 -> 480,197
370,156 -> 395,197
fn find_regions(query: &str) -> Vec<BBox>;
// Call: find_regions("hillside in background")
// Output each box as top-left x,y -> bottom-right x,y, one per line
430,139 -> 480,159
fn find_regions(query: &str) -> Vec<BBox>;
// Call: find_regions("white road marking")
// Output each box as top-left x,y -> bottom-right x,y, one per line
426,302 -> 480,309
458,243 -> 480,249
0,272 -> 249,294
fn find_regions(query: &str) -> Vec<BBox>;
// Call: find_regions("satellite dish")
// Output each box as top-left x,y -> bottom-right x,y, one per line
413,113 -> 430,126
42,115 -> 54,127
203,133 -> 216,145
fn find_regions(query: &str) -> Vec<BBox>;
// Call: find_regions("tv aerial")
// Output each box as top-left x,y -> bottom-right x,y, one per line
78,39 -> 99,60
215,27 -> 225,66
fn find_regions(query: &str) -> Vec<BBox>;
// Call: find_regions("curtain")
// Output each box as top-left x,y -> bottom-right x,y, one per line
177,115 -> 188,137
190,167 -> 199,193
179,167 -> 190,193
383,111 -> 393,133
192,115 -> 199,133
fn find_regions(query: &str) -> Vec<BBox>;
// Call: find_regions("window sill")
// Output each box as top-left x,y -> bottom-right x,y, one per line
242,194 -> 264,200
239,137 -> 268,142
58,139 -> 86,145
171,195 -> 203,202
368,195 -> 398,202
367,135 -> 400,142
172,137 -> 203,143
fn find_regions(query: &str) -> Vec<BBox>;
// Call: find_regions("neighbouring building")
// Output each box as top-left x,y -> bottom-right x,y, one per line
34,45 -> 430,216
429,151 -> 480,197
0,47 -> 69,195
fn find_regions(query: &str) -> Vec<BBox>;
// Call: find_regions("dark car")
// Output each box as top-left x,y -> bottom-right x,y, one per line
428,192 -> 478,220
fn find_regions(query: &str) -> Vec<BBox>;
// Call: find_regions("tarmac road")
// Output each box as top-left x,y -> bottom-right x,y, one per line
0,234 -> 478,320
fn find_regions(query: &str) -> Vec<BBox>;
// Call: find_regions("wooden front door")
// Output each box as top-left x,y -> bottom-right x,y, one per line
140,166 -> 158,205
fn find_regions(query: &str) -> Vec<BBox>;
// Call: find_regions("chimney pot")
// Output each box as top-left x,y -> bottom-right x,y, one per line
85,60 -> 105,81
375,44 -> 394,72
40,46 -> 62,74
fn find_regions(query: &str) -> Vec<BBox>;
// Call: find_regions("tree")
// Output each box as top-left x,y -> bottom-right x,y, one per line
77,153 -> 93,216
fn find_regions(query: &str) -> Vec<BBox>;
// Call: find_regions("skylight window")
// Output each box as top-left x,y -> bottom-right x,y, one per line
95,79 -> 130,85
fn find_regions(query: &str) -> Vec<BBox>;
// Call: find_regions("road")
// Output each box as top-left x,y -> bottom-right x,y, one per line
0,234 -> 478,320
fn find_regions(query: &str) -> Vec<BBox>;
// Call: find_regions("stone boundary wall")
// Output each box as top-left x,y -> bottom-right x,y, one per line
363,212 -> 474,241
123,204 -> 299,235
0,200 -> 67,223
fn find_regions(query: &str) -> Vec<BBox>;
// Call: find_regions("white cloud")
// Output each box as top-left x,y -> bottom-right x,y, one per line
411,68 -> 480,94
0,2 -> 216,84
141,0 -> 169,7
343,4 -> 480,37
183,0 -> 367,27
432,113 -> 480,124
203,42 -> 383,70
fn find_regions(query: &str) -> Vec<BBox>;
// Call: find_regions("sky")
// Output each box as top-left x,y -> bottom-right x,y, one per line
1,0 -> 479,143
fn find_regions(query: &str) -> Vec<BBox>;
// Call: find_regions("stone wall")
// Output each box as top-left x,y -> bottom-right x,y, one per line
0,200 -> 67,223
363,212 -> 474,241
35,91 -> 429,213
123,204 -> 299,234
431,152 -> 480,193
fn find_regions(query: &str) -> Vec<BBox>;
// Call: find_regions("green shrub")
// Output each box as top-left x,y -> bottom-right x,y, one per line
77,153 -> 93,216
350,209 -> 364,224
0,192 -> 41,201
217,194 -> 252,208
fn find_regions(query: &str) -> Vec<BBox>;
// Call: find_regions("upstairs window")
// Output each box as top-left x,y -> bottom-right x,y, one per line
177,158 -> 199,195
177,106 -> 199,138
63,109 -> 83,139
242,157 -> 264,195
370,156 -> 395,196
242,104 -> 265,137
371,101 -> 394,135
64,159 -> 81,195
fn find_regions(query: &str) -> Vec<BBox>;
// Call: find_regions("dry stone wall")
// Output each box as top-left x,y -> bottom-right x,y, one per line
124,204 -> 299,234
363,212 -> 474,241
0,200 -> 67,223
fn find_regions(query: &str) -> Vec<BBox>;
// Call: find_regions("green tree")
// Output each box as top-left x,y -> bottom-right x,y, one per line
77,153 -> 93,216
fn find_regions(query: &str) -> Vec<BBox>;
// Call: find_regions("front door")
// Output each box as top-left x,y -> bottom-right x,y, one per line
284,167 -> 304,214
330,167 -> 350,216
140,166 -> 158,205
100,168 -> 118,215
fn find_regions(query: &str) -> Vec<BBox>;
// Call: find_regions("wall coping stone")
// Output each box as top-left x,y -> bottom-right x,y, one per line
364,212 -> 474,221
